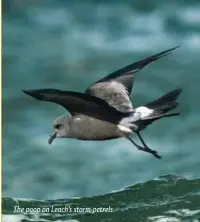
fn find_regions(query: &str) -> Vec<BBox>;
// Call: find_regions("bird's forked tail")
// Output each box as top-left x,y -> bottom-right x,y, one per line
120,88 -> 182,131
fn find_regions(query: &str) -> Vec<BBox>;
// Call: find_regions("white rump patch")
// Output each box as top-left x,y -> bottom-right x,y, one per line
119,106 -> 154,127
120,116 -> 137,127
135,106 -> 154,118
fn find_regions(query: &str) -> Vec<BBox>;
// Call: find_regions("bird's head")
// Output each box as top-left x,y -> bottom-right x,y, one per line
48,115 -> 70,144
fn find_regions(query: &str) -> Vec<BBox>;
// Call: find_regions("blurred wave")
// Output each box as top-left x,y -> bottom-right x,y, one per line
2,175 -> 200,221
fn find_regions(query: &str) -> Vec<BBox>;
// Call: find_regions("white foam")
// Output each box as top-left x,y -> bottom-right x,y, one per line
2,215 -> 26,222
2,215 -> 79,222
166,209 -> 200,217
148,216 -> 181,222
148,209 -> 200,222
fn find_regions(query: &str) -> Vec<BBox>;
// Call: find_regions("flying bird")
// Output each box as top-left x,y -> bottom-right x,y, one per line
23,46 -> 182,159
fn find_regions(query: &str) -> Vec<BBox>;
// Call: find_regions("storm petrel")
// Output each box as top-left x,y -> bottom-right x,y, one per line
23,46 -> 182,159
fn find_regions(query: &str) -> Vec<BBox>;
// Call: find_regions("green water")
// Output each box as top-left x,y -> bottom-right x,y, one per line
2,0 -> 200,221
3,175 -> 200,221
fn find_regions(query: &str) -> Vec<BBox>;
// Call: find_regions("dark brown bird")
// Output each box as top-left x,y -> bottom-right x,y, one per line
23,46 -> 182,159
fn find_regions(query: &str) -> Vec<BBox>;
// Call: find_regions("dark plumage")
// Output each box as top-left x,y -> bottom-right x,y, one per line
23,46 -> 182,159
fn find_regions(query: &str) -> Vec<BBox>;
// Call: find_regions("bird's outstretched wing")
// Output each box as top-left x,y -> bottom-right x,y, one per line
22,89 -> 126,124
86,46 -> 179,113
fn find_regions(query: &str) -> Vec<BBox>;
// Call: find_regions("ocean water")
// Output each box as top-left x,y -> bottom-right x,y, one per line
2,0 -> 200,221
2,176 -> 200,222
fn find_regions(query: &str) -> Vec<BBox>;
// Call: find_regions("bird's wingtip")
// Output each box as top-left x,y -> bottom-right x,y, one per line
22,89 -> 39,99
22,89 -> 32,95
175,88 -> 183,95
174,45 -> 180,49
21,89 -> 52,100
22,89 -> 28,94
166,45 -> 180,53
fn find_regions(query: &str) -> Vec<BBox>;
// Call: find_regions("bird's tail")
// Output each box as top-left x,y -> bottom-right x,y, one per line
144,88 -> 182,113
120,88 -> 182,131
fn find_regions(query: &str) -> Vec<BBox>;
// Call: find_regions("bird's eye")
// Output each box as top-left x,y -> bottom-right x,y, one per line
54,124 -> 62,129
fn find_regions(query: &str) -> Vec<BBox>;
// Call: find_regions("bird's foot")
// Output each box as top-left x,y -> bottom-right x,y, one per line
137,145 -> 161,159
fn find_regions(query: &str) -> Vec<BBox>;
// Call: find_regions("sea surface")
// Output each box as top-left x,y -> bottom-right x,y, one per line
2,0 -> 200,221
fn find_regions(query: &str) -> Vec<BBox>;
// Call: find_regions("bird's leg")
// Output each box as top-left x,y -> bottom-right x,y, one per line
135,132 -> 161,159
136,131 -> 150,148
127,136 -> 161,159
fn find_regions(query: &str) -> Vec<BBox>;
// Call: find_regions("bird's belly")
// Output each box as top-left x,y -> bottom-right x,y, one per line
69,117 -> 121,140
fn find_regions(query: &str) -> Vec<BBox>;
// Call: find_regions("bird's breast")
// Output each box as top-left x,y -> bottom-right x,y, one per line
68,115 -> 122,140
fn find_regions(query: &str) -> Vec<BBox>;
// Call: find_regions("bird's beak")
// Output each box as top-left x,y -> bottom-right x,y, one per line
48,132 -> 57,144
